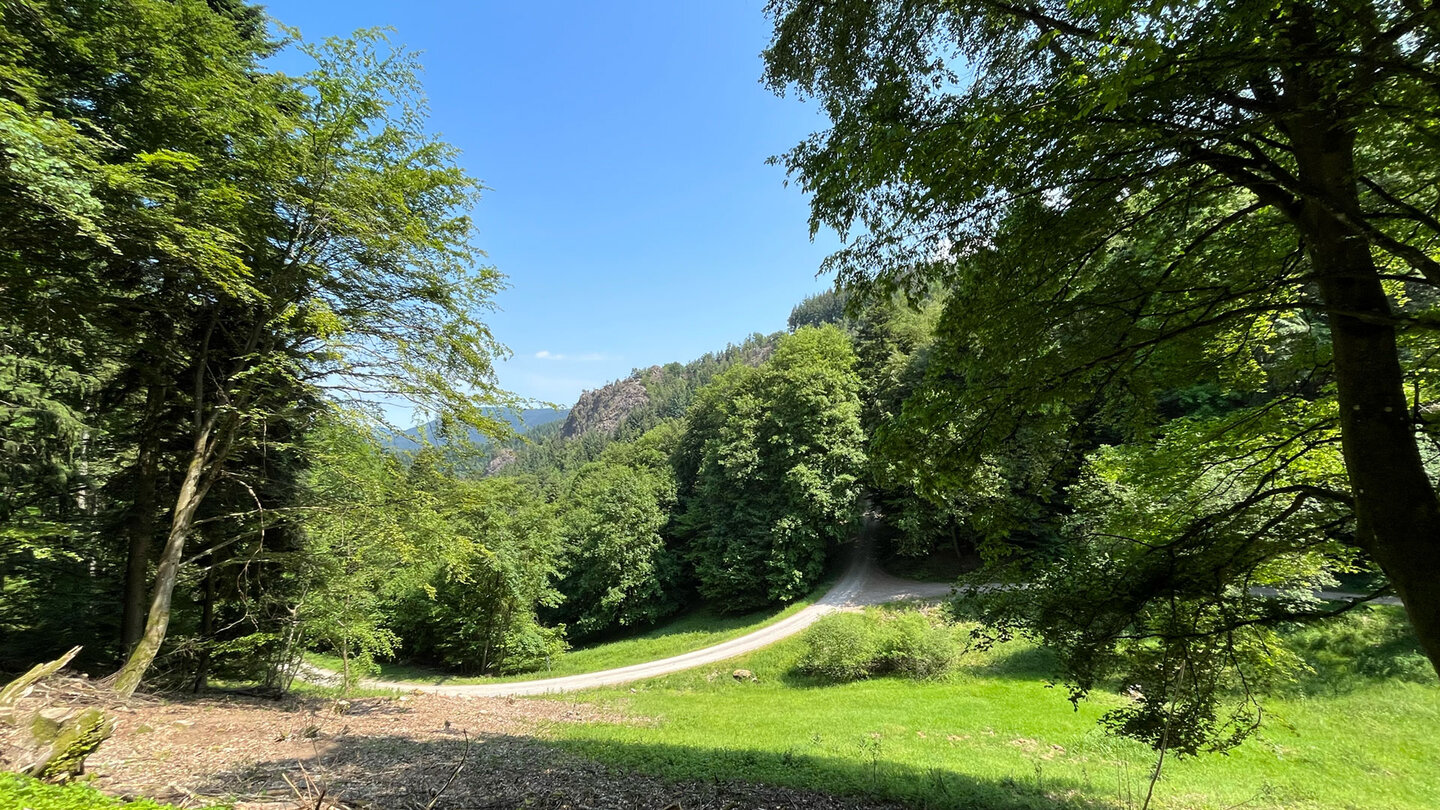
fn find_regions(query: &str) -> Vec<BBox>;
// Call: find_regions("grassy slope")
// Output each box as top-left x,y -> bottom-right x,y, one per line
550,635 -> 1440,810
310,591 -> 824,686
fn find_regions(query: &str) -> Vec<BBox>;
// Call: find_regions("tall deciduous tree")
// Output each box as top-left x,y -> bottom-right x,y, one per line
0,1 -> 507,694
555,422 -> 686,638
764,0 -> 1440,682
680,325 -> 865,610
110,26 -> 509,696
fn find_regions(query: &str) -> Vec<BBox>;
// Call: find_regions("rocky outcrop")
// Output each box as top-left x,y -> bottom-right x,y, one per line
485,448 -> 517,476
559,369 -> 658,439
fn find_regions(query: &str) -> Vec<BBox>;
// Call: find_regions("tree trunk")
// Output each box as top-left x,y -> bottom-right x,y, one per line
121,385 -> 166,654
1292,123 -> 1440,677
111,412 -> 223,698
191,559 -> 218,693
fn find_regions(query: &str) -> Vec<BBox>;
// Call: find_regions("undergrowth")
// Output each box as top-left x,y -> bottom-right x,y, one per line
0,774 -> 225,810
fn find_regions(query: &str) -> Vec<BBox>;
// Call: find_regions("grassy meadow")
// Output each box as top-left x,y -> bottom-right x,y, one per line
545,609 -> 1438,810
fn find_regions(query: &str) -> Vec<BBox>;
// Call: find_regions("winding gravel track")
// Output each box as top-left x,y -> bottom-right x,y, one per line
346,541 -> 952,697
318,543 -> 1399,698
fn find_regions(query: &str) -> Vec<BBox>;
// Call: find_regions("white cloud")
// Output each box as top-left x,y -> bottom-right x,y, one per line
533,350 -> 610,363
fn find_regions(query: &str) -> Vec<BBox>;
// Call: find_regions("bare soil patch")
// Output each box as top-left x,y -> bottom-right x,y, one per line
48,685 -> 898,809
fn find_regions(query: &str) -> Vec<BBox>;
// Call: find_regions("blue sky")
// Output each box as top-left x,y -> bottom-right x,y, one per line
262,1 -> 842,418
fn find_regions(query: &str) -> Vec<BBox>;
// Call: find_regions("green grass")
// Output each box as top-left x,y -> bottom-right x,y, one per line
547,627 -> 1440,810
0,773 -> 226,810
310,589 -> 827,686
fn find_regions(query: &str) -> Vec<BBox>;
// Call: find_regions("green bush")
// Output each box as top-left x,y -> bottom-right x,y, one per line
798,609 -> 958,682
798,611 -> 883,680
0,773 -> 225,810
876,611 -> 958,678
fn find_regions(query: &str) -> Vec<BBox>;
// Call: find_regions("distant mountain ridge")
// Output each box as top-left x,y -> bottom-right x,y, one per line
390,407 -> 568,451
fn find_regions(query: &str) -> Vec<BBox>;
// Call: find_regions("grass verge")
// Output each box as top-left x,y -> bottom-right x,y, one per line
548,621 -> 1440,810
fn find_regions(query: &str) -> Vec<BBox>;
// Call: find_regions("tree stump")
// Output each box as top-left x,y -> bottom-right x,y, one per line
0,647 -> 118,781
26,707 -> 116,780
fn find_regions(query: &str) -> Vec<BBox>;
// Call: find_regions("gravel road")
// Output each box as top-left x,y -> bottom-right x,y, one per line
350,540 -> 953,697
324,545 -> 1399,698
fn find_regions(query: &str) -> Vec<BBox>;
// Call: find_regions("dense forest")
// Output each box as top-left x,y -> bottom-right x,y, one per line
3,0 -> 1440,793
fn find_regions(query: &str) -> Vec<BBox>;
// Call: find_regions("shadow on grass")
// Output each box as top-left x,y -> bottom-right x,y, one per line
1279,605 -> 1432,696
194,732 -> 1114,810
966,644 -> 1060,681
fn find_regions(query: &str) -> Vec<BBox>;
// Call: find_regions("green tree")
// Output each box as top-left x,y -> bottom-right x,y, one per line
680,325 -> 865,610
788,288 -> 852,331
554,422 -> 686,637
291,416 -> 450,690
3,0 -> 292,672
764,0 -> 1440,747
110,27 -> 509,696
392,475 -> 565,675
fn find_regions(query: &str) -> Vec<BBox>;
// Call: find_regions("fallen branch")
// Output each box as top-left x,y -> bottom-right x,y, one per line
0,647 -> 81,724
424,730 -> 473,810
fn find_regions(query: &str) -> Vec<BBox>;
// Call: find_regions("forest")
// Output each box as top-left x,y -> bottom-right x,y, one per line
2,1 -> 1439,808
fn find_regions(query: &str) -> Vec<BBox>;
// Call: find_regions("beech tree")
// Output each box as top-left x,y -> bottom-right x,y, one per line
679,326 -> 865,610
764,0 -> 1440,749
108,27 -> 508,696
0,1 -> 508,694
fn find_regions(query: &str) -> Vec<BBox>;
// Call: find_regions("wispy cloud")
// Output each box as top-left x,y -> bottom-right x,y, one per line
534,350 -> 610,362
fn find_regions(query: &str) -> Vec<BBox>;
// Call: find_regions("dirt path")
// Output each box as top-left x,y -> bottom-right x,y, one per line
345,541 -> 953,697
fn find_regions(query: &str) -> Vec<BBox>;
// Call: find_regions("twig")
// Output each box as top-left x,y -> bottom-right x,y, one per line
424,730 -> 474,810
1142,660 -> 1185,810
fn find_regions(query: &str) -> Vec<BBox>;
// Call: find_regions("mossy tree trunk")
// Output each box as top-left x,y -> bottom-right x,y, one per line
112,410 -> 230,698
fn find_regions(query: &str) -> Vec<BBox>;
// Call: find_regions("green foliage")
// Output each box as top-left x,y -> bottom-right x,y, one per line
680,326 -> 866,611
799,609 -> 958,682
0,774 -> 219,810
554,423 -> 686,638
787,288 -> 852,332
797,612 -> 883,681
1283,606 -> 1433,688
763,0 -> 1440,756
390,476 -> 566,675
0,0 -> 513,692
291,415 -> 456,689
877,611 -> 959,679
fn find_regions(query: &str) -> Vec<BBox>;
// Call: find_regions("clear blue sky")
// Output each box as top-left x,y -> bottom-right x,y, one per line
262,0 -> 842,416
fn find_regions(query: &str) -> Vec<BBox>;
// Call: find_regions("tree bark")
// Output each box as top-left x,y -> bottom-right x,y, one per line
112,411 -> 225,698
1291,120 -> 1440,676
191,558 -> 218,693
120,384 -> 166,654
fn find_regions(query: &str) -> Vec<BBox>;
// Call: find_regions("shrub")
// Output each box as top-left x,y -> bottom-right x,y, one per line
798,609 -> 958,682
798,612 -> 883,680
876,611 -> 959,679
